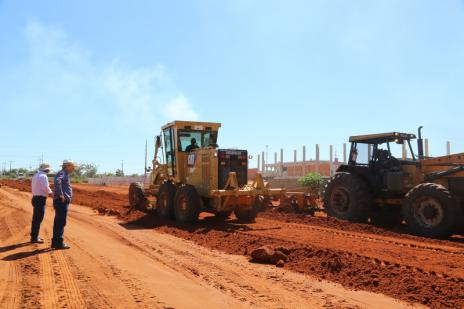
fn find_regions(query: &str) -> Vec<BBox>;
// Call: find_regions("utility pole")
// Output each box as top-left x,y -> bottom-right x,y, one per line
144,140 -> 148,181
121,160 -> 124,175
9,160 -> 13,172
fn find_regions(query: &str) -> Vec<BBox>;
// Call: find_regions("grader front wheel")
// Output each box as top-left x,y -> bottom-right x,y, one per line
157,181 -> 177,219
174,185 -> 201,223
129,183 -> 148,211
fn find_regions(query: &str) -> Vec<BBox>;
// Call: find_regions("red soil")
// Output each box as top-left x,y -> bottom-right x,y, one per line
2,179 -> 464,308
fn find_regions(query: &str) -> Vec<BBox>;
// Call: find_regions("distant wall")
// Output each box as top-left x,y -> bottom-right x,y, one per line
248,168 -> 258,180
87,176 -> 149,185
267,177 -> 299,189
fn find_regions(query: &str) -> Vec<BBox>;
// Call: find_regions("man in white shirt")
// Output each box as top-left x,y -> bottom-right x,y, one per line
31,163 -> 53,243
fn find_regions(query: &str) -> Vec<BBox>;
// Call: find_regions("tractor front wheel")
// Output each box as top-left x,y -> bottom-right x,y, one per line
322,172 -> 372,223
403,183 -> 461,238
174,185 -> 201,223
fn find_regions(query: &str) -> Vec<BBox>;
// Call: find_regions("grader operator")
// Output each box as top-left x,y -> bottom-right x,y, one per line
129,120 -> 287,223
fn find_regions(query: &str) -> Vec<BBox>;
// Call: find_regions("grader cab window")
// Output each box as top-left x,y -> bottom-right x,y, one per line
177,130 -> 218,152
163,128 -> 176,176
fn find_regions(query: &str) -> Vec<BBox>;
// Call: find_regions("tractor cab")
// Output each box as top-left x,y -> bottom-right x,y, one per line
339,132 -> 418,196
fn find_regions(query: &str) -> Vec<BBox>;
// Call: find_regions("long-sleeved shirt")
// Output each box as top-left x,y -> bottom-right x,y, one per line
54,170 -> 72,202
31,171 -> 53,197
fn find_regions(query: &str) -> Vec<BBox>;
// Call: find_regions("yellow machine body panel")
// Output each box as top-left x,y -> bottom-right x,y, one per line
184,148 -> 219,196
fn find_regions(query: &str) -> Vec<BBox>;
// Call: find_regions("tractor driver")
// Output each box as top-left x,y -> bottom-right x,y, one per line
185,138 -> 199,152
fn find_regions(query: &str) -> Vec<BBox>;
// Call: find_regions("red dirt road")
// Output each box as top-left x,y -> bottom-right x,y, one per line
2,179 -> 464,307
0,184 -> 413,309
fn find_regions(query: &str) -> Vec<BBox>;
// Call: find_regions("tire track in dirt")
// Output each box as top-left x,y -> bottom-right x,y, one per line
0,189 -> 135,309
38,251 -> 58,308
70,214 -> 287,307
0,189 -> 88,309
66,213 -> 221,309
0,262 -> 22,309
95,255 -> 166,309
18,252 -> 42,308
61,236 -> 164,309
60,253 -> 117,309
49,251 -> 87,308
75,212 -> 408,309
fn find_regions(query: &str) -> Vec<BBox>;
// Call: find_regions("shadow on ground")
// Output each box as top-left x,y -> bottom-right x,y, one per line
0,242 -> 32,253
2,248 -> 52,261
119,213 -> 282,234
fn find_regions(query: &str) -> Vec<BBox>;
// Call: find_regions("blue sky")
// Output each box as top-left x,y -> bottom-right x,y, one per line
1,0 -> 463,174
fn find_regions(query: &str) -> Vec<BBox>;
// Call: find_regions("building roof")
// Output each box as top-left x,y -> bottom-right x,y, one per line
349,132 -> 416,144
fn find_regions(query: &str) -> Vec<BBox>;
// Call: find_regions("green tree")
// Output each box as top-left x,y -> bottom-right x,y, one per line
115,169 -> 124,177
80,163 -> 98,178
297,172 -> 325,194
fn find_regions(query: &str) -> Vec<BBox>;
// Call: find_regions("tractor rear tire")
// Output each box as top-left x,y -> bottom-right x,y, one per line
174,185 -> 201,223
402,183 -> 461,238
322,172 -> 372,223
157,181 -> 177,219
129,183 -> 148,211
234,203 -> 259,222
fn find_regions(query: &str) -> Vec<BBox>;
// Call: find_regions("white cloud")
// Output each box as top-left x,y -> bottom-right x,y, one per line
163,94 -> 198,120
19,20 -> 198,130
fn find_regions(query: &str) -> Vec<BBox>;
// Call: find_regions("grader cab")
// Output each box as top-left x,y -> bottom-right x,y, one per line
323,127 -> 464,238
129,120 -> 287,222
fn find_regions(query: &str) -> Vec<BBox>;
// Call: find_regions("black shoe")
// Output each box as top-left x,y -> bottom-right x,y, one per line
31,237 -> 44,244
52,243 -> 70,250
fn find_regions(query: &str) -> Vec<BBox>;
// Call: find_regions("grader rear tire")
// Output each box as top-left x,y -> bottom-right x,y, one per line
322,172 -> 372,223
174,185 -> 201,223
403,183 -> 461,238
129,183 -> 148,211
157,181 -> 177,219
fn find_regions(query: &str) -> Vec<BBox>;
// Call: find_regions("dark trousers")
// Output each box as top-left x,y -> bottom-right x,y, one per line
52,199 -> 69,245
31,196 -> 47,239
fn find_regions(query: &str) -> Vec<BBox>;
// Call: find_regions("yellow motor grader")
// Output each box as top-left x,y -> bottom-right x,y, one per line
323,127 -> 464,238
129,120 -> 290,222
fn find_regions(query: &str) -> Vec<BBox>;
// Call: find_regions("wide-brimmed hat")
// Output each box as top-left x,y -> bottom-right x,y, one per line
39,163 -> 52,172
62,160 -> 76,167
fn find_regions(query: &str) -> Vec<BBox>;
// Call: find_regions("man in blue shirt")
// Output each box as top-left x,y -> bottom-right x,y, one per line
52,160 -> 76,250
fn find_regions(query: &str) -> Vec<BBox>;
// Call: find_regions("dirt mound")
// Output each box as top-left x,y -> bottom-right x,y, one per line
261,207 -> 464,248
250,246 -> 289,266
0,179 -> 31,192
0,179 -> 128,217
